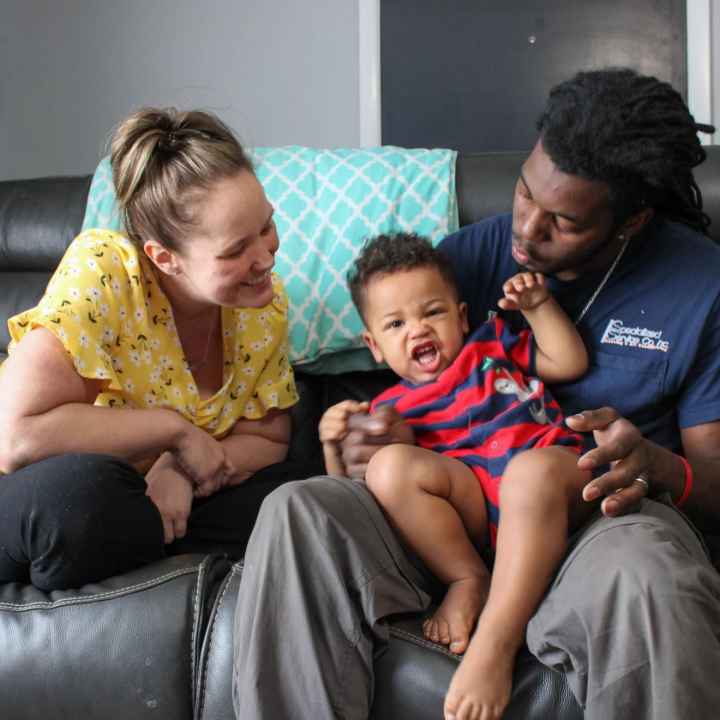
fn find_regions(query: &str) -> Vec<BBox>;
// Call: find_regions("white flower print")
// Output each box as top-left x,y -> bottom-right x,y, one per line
142,350 -> 153,365
78,332 -> 89,348
112,357 -> 124,373
99,303 -> 110,317
124,380 -> 135,394
245,401 -> 258,415
89,287 -> 101,301
268,391 -> 279,406
129,350 -> 141,366
149,369 -> 162,384
119,307 -> 127,321
134,308 -> 145,323
86,259 -> 99,272
76,357 -> 86,371
150,338 -> 161,351
251,340 -> 264,352
95,367 -> 110,379
69,288 -> 82,301
102,328 -> 115,344
158,355 -> 172,370
243,366 -> 255,376
111,254 -> 121,267
111,279 -> 122,294
144,392 -> 158,407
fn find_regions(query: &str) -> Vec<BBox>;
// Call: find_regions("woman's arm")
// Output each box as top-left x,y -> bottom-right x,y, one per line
212,408 -> 292,490
0,328 -> 225,485
499,272 -> 588,382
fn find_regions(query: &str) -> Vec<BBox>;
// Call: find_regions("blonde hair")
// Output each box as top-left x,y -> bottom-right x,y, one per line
110,108 -> 253,249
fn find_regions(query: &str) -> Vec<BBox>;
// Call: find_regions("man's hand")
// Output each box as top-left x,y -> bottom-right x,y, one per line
498,272 -> 550,312
340,404 -> 413,480
145,452 -> 194,543
319,400 -> 370,444
565,407 -> 654,516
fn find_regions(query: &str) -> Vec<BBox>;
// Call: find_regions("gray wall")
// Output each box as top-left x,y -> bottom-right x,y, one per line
1,0 -> 360,180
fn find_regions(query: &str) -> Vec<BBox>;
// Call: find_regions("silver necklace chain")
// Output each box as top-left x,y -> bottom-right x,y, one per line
574,237 -> 630,325
187,312 -> 218,372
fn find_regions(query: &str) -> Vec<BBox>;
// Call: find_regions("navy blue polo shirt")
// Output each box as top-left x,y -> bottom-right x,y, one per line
439,213 -> 720,452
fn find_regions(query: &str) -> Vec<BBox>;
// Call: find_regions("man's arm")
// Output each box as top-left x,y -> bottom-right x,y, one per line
567,409 -> 720,529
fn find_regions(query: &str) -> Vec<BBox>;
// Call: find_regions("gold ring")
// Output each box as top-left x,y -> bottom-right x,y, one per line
633,476 -> 650,493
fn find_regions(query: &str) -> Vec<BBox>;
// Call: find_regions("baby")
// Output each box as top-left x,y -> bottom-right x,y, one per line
320,233 -> 595,720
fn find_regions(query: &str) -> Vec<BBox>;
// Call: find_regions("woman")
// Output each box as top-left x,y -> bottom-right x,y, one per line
0,108 -> 299,591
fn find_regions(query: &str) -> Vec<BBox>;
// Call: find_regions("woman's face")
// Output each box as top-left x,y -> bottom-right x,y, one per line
168,169 -> 279,309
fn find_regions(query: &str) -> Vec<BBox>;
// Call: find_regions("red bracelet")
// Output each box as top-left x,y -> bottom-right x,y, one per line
675,455 -> 694,508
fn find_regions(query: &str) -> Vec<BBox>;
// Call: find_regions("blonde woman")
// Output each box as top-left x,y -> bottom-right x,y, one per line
0,109 -> 299,590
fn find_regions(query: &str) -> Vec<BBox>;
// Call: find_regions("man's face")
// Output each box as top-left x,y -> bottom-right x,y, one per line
511,140 -> 619,280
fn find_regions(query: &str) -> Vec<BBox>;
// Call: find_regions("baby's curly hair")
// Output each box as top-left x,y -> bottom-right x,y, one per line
348,233 -> 458,323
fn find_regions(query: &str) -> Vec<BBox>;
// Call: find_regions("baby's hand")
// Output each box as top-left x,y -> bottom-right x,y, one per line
498,272 -> 550,312
319,400 -> 370,444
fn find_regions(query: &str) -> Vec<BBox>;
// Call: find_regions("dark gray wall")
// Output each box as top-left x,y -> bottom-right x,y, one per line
1,0 -> 360,180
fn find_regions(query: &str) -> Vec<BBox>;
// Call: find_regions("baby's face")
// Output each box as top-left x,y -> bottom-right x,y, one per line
362,266 -> 468,384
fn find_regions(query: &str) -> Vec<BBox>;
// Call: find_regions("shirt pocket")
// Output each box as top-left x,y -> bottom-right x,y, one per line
553,350 -> 668,420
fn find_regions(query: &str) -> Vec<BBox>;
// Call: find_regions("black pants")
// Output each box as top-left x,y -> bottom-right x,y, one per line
0,453 -> 318,591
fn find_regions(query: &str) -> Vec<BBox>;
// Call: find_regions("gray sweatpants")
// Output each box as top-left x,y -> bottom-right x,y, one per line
232,476 -> 720,720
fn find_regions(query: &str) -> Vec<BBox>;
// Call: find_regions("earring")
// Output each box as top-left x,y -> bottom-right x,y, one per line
618,234 -> 626,241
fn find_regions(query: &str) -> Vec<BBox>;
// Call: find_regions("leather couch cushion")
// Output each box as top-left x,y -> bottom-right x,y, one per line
0,554 -> 230,720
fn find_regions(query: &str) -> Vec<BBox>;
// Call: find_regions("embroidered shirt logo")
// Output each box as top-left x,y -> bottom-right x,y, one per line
601,319 -> 670,352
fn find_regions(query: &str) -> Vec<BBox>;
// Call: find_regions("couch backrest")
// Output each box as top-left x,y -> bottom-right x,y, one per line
3,148 -> 720,358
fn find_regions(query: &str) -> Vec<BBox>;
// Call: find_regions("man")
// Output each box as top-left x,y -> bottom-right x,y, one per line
233,68 -> 720,720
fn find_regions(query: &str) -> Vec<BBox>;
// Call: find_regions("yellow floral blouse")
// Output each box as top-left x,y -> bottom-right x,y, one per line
7,229 -> 298,437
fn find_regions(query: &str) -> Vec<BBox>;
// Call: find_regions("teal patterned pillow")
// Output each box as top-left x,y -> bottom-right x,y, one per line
82,147 -> 458,373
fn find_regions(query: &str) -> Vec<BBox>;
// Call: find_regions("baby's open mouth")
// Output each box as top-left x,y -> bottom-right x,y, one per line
412,341 -> 439,367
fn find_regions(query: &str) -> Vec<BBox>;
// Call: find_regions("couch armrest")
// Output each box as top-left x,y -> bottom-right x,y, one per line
0,554 -> 230,720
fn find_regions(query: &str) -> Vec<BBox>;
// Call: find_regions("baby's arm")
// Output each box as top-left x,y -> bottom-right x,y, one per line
499,272 -> 588,382
319,400 -> 370,476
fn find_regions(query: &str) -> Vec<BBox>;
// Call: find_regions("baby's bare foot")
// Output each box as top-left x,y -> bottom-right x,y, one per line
443,632 -> 515,720
422,576 -> 489,654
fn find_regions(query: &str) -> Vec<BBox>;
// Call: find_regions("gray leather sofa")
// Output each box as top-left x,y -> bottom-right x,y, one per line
3,148 -> 720,720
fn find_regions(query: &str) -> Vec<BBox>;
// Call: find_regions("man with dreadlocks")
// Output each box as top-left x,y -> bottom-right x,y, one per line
233,68 -> 720,720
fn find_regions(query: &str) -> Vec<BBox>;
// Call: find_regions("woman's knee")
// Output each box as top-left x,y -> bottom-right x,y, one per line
12,454 -> 163,590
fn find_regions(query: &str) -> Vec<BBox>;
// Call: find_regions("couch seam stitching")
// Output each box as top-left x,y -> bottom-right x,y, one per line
191,557 -> 206,711
389,626 -> 460,660
198,561 -> 241,720
0,566 -> 199,610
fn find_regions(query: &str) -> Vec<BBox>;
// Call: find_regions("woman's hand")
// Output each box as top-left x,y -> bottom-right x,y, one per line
145,452 -> 194,543
340,404 -> 413,480
173,423 -> 228,495
565,407 -> 654,516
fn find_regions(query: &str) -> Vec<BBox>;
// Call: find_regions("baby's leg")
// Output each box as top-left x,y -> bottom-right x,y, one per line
444,446 -> 592,720
366,444 -> 489,654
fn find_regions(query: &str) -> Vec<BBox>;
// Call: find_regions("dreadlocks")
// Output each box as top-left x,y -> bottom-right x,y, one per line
537,68 -> 713,234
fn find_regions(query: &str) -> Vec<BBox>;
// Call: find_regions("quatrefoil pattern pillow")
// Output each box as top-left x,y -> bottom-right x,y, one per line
82,146 -> 458,373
